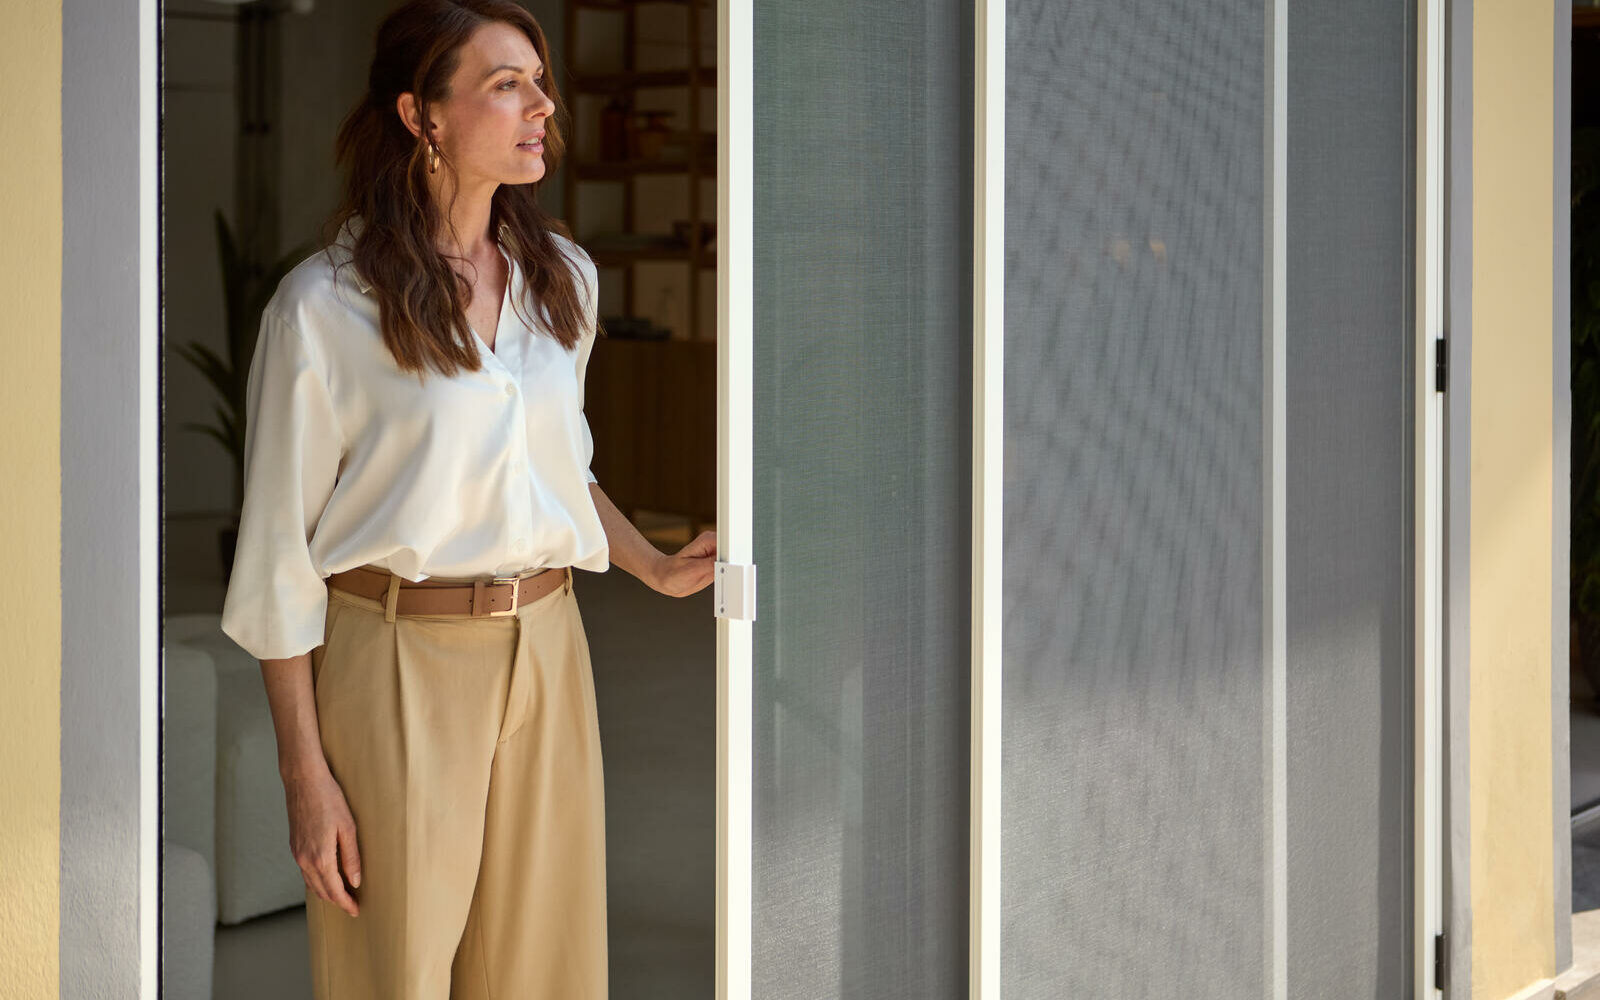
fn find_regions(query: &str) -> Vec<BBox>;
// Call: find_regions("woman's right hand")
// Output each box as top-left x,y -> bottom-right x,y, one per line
282,761 -> 363,917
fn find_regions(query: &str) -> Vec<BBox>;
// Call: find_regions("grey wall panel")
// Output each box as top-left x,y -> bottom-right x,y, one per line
751,0 -> 973,996
62,0 -> 149,993
1554,0 -> 1574,973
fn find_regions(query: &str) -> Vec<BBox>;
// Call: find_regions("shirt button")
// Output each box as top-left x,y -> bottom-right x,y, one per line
504,382 -> 516,397
513,537 -> 525,548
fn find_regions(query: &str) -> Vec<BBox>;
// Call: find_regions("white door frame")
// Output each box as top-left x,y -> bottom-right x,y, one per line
1418,0 -> 1447,994
969,0 -> 1005,995
142,0 -> 163,993
714,0 -> 755,997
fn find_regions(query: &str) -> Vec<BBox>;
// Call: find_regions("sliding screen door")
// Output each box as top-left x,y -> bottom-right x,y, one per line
1285,0 -> 1416,994
999,1 -> 1415,998
726,0 -> 1416,996
747,0 -> 974,997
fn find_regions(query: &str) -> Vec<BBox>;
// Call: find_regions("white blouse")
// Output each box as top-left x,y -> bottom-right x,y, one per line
219,218 -> 610,662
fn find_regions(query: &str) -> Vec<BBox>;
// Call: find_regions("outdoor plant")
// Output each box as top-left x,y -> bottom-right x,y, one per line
1573,126 -> 1600,695
176,209 -> 316,572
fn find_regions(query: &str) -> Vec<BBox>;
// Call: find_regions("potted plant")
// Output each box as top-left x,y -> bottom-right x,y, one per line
176,209 -> 317,577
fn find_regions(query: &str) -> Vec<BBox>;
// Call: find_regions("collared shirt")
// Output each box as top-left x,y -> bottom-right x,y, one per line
219,218 -> 609,661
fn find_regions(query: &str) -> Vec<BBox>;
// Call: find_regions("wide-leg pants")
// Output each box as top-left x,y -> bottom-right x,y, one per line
305,566 -> 608,999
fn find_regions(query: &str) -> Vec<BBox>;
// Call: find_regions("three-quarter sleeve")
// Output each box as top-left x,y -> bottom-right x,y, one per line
575,255 -> 600,486
219,306 -> 344,661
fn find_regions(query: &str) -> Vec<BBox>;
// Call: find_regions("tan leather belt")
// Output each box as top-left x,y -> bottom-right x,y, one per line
325,564 -> 569,617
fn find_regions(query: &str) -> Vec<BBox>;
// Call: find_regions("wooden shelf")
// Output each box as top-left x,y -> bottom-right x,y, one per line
574,158 -> 696,179
570,67 -> 716,91
588,241 -> 716,268
572,129 -> 714,179
572,0 -> 710,9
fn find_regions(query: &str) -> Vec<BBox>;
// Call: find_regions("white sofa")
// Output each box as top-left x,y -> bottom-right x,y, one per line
162,643 -> 217,1000
164,613 -> 309,926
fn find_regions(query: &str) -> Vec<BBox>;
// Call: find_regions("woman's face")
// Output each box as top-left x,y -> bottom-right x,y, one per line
417,21 -> 556,189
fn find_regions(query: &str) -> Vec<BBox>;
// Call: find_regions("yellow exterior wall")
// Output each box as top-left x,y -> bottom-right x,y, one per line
0,0 -> 62,997
1470,2 -> 1557,997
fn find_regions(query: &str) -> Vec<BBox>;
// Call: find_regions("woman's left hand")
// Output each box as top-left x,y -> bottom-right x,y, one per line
652,530 -> 717,597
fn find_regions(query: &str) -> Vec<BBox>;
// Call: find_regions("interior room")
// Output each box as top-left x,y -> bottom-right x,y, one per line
1570,0 -> 1600,966
159,1 -> 717,996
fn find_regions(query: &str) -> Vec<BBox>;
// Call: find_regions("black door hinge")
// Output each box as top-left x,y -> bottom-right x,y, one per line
1435,338 -> 1448,393
1435,931 -> 1447,992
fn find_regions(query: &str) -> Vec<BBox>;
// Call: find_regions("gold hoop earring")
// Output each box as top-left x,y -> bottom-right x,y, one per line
426,140 -> 439,174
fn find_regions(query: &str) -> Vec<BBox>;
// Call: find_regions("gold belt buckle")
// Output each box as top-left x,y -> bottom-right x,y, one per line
489,575 -> 521,616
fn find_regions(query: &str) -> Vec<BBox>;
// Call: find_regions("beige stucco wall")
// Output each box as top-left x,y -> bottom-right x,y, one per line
1470,2 -> 1557,997
0,0 -> 62,996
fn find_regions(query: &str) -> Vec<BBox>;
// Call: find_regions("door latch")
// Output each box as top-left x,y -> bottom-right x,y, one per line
714,561 -> 757,621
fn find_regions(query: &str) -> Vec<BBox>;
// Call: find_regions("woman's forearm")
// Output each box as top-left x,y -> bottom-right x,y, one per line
259,652 -> 331,780
588,482 -> 669,587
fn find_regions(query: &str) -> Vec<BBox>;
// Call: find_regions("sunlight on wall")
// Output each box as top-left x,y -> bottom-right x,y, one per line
0,1 -> 62,997
1470,2 -> 1557,997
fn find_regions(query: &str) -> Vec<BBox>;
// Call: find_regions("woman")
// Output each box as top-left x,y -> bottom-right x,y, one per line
217,1 -> 715,996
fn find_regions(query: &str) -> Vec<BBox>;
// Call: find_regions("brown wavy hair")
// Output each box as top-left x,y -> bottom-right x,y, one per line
319,0 -> 601,379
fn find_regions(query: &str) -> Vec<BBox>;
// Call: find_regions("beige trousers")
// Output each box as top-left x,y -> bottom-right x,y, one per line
306,566 -> 608,999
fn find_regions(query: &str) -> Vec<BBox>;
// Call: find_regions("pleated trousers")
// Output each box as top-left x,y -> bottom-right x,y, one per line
305,566 -> 608,999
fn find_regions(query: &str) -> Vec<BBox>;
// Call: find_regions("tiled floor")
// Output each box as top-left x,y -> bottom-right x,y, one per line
181,512 -> 716,998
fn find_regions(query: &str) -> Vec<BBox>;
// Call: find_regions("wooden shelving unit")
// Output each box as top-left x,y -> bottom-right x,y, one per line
562,0 -> 715,338
562,0 -> 717,527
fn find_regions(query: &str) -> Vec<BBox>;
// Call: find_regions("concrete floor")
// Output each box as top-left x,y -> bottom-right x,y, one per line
1560,857 -> 1600,999
1563,673 -> 1600,998
178,512 -> 716,999
1573,665 -> 1600,817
